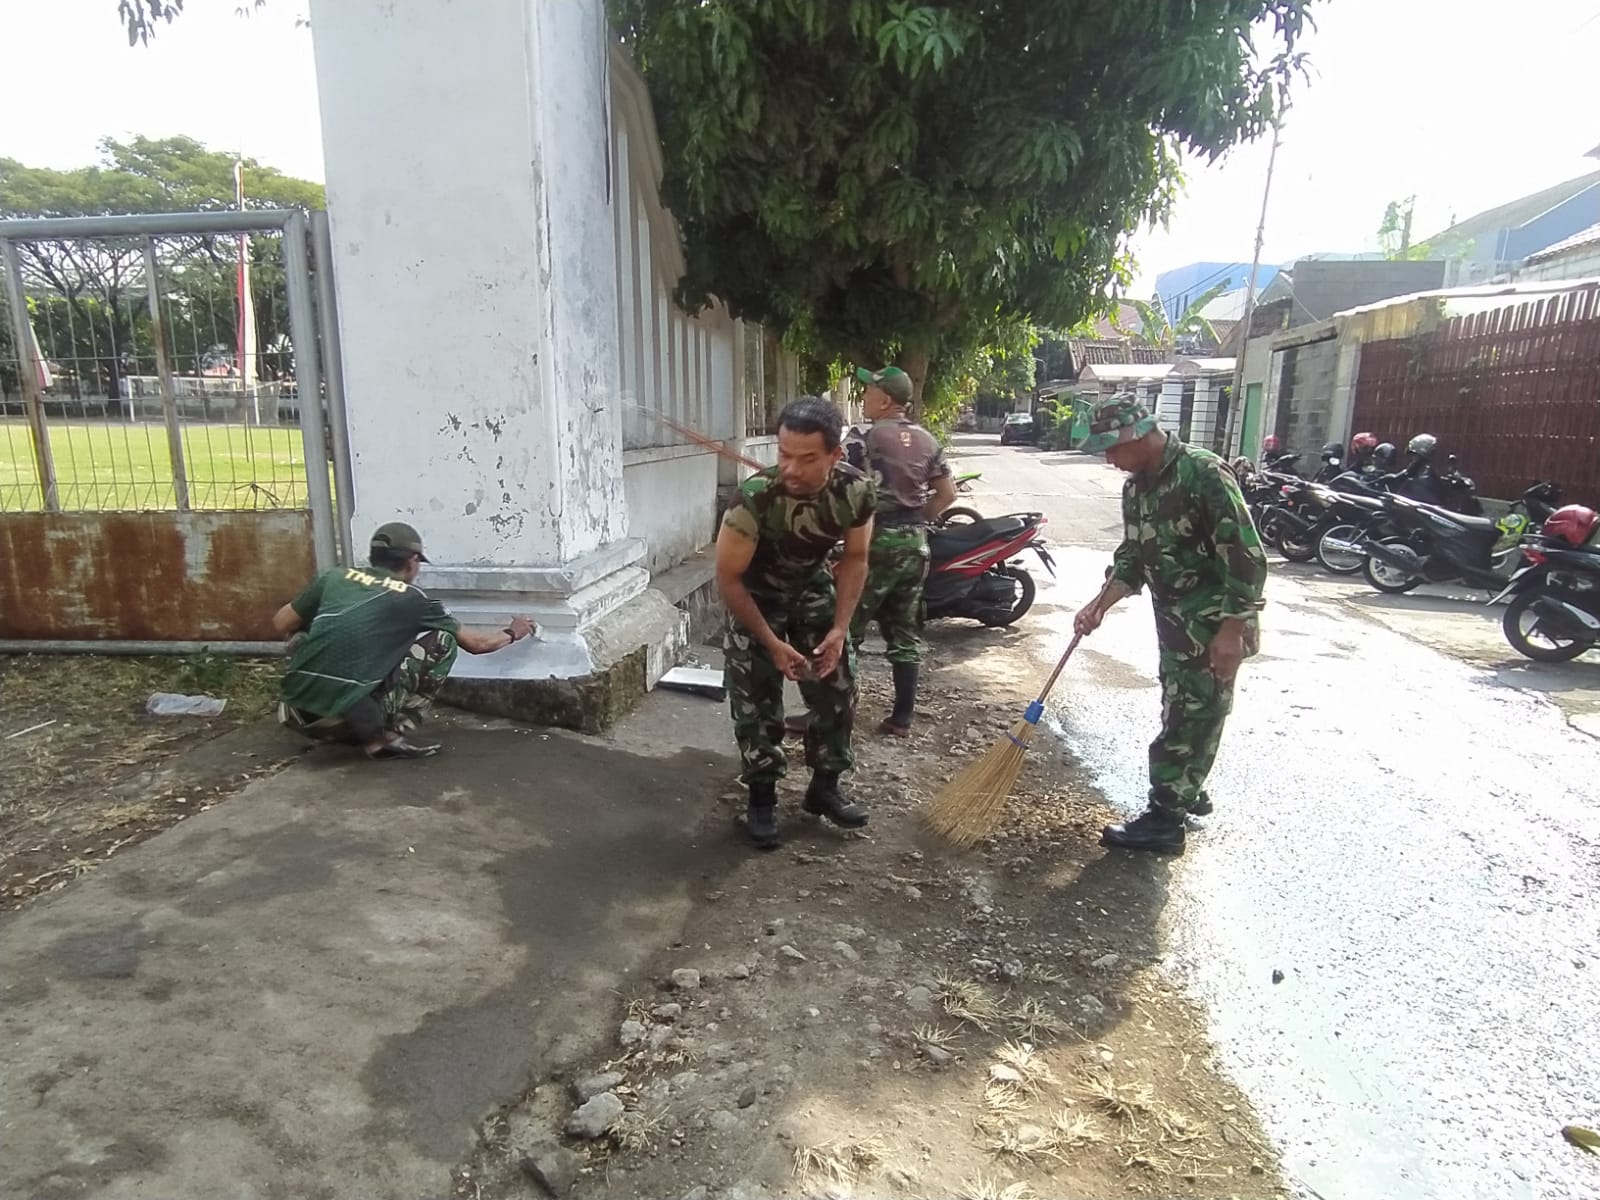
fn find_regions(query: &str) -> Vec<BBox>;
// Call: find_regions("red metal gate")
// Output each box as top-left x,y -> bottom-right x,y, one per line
1351,286 -> 1600,505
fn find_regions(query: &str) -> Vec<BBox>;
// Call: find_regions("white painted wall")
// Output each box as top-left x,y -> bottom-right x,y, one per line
623,447 -> 720,574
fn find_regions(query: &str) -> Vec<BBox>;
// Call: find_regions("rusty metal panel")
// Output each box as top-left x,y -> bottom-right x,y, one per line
0,510 -> 315,641
1351,295 -> 1600,507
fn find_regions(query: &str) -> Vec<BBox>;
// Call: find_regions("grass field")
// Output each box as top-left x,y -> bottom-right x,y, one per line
0,420 -> 310,511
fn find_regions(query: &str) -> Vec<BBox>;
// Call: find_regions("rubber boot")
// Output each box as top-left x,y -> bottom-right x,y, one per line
746,780 -> 780,849
802,771 -> 869,829
880,663 -> 919,737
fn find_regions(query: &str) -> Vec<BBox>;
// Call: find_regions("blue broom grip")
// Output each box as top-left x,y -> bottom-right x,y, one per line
1023,699 -> 1044,724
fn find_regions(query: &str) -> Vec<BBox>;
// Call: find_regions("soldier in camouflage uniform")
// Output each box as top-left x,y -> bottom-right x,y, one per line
1074,394 -> 1268,855
843,365 -> 958,735
716,397 -> 878,848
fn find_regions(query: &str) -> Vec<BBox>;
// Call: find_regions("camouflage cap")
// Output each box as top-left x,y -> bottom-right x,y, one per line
854,365 -> 914,405
1079,393 -> 1159,454
370,521 -> 429,562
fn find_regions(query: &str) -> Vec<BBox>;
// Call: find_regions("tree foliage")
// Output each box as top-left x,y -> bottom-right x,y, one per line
612,0 -> 1313,415
1115,282 -> 1230,352
0,137 -> 324,397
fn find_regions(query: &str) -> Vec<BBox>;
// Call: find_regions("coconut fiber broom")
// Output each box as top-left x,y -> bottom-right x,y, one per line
922,619 -> 1093,848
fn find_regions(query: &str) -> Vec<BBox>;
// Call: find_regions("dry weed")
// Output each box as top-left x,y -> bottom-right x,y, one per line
792,1136 -> 887,1189
935,972 -> 1005,1032
1007,996 -> 1068,1042
610,1105 -> 668,1154
913,1022 -> 962,1049
956,1175 -> 1037,1200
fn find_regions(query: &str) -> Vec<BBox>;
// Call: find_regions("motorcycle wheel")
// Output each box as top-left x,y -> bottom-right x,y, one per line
1316,523 -> 1366,575
1257,509 -> 1285,548
1276,525 -> 1318,563
978,566 -> 1036,627
1502,590 -> 1592,662
1362,537 -> 1423,594
937,506 -> 983,527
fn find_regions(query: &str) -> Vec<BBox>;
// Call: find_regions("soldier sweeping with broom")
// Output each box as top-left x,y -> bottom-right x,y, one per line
1073,393 -> 1268,855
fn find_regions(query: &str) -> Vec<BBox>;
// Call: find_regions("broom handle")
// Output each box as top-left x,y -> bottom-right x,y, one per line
1020,582 -> 1109,722
1035,633 -> 1082,702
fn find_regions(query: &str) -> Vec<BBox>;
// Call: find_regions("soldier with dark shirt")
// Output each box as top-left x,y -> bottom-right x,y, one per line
273,522 -> 535,759
844,365 -> 958,735
715,397 -> 877,848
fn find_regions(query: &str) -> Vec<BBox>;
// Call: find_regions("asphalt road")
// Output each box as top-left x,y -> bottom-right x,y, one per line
949,434 -> 1600,1200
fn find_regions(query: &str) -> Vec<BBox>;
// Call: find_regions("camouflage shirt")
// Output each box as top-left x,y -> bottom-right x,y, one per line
1110,434 -> 1268,655
722,464 -> 877,601
843,418 -> 950,520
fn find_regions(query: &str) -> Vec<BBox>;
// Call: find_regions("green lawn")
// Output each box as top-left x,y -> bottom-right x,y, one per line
0,420 -> 311,511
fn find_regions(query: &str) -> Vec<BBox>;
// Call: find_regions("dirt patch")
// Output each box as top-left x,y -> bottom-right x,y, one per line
448,635 -> 1281,1200
0,653 -> 303,915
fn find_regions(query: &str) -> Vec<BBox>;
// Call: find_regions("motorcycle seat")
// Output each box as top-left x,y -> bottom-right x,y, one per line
929,515 -> 1031,551
1389,495 -> 1499,534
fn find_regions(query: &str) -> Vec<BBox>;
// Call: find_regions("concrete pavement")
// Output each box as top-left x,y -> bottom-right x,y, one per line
954,435 -> 1600,1200
0,702 -> 742,1200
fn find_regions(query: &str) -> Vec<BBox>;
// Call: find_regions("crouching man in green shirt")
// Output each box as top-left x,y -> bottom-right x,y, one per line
272,522 -> 536,759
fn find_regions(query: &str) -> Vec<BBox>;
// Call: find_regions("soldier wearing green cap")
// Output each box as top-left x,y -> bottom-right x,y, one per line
271,522 -> 537,759
1073,393 -> 1268,854
842,364 -> 958,734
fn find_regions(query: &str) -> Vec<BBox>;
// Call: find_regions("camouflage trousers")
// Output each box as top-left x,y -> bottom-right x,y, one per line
725,575 -> 856,785
1147,647 -> 1235,817
850,524 -> 931,666
278,629 -> 459,743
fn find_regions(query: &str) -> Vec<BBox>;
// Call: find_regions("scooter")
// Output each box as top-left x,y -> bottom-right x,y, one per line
925,512 -> 1055,627
1491,538 -> 1600,662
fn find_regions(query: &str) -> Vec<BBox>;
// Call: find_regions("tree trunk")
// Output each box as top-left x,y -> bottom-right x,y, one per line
896,344 -> 931,412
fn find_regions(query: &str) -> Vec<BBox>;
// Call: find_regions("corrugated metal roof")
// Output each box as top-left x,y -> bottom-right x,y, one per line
1422,171 -> 1600,245
1525,220 -> 1600,263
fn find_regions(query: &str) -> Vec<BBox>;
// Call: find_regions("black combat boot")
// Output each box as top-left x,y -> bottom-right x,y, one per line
880,663 -> 919,737
1100,808 -> 1185,855
746,780 -> 780,849
802,771 -> 869,829
1189,793 -> 1214,817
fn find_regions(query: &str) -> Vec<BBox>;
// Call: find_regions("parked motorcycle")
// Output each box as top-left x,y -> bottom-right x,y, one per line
925,512 -> 1055,626
1360,486 -> 1551,595
1491,504 -> 1600,662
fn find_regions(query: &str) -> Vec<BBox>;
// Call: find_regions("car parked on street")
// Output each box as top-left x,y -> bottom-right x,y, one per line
999,412 -> 1039,446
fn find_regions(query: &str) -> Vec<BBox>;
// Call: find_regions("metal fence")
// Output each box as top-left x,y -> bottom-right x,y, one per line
1351,285 -> 1600,505
0,210 -> 353,648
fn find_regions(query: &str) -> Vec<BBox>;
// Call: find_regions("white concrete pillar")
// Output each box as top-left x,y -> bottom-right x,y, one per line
1156,379 -> 1184,431
1189,378 -> 1217,448
309,0 -> 683,707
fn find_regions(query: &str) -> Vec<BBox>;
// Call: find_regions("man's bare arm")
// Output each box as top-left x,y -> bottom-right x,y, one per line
924,474 -> 958,521
458,616 -> 535,655
272,603 -> 303,636
830,519 -> 873,631
715,524 -> 779,651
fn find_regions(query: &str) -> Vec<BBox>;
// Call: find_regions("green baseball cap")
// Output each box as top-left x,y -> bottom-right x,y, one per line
1079,393 -> 1159,454
854,365 -> 914,405
370,521 -> 429,562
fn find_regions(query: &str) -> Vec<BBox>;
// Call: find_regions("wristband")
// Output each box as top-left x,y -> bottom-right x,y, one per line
504,626 -> 519,642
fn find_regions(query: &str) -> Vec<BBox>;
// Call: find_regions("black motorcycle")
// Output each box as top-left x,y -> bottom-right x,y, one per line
1361,493 -> 1534,595
1491,538 -> 1600,661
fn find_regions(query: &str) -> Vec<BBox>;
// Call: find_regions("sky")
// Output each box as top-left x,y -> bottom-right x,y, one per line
5,0 -> 1600,301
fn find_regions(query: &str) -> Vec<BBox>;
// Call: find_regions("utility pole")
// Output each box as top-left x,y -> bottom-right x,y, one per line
1223,117 -> 1283,458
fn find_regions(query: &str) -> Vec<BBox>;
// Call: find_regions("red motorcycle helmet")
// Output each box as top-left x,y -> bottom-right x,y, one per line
1262,435 -> 1282,453
1542,504 -> 1599,546
1350,431 -> 1378,454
